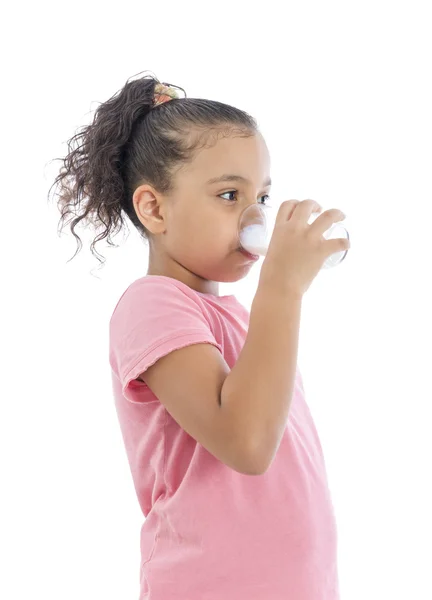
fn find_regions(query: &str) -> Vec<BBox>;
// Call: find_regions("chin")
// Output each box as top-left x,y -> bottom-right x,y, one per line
213,266 -> 255,284
187,254 -> 256,284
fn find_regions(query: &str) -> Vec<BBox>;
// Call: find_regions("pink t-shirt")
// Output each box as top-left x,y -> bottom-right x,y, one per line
109,275 -> 340,600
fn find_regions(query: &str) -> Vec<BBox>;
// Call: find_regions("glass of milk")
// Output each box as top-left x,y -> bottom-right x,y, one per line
238,203 -> 349,269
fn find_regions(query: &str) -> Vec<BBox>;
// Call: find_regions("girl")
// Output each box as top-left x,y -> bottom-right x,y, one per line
49,71 -> 349,600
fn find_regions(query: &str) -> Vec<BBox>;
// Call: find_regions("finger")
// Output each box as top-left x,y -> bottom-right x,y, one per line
325,236 -> 351,257
275,200 -> 301,223
289,199 -> 322,224
310,209 -> 346,236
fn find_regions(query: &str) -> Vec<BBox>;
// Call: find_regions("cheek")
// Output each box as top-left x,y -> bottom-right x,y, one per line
196,217 -> 235,254
172,211 -> 232,250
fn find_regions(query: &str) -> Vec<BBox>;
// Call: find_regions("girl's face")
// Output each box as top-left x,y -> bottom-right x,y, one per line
134,131 -> 271,295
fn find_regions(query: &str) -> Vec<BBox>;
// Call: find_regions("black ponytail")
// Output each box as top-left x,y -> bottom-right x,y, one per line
47,70 -> 257,268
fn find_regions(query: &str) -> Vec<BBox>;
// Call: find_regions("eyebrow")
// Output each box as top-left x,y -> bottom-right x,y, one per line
206,174 -> 272,187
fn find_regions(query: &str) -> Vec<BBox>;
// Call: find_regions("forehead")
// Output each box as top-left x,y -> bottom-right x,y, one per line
180,131 -> 270,181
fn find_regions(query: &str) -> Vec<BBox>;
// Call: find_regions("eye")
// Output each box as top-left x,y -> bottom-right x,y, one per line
219,191 -> 238,202
219,190 -> 271,205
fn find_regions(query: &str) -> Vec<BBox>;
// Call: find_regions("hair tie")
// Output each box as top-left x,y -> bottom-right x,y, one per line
153,82 -> 180,106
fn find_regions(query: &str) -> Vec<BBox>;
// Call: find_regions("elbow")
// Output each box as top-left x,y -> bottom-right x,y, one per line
241,460 -> 271,476
225,446 -> 270,476
238,446 -> 274,476
232,463 -> 266,476
241,464 -> 269,476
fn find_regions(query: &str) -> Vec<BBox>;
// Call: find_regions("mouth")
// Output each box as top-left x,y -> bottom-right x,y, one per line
238,247 -> 260,261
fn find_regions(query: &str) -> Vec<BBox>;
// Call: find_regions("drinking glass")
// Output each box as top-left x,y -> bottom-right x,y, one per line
238,203 -> 349,269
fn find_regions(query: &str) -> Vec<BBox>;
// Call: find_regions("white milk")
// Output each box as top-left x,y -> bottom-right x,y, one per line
239,224 -> 268,256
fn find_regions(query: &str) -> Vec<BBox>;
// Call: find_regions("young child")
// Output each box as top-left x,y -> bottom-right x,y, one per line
49,72 -> 349,599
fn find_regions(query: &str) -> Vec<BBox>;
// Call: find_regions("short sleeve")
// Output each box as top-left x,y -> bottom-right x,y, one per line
109,278 -> 223,395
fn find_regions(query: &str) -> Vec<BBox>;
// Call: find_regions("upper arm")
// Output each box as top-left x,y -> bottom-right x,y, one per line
138,343 -> 260,475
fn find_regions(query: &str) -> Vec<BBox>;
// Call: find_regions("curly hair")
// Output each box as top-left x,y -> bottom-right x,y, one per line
47,70 -> 258,268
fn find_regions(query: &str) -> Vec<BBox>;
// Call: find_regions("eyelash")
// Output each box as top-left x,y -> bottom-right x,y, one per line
219,190 -> 271,205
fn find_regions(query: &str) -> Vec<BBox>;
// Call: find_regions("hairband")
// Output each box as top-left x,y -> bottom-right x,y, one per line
153,82 -> 181,106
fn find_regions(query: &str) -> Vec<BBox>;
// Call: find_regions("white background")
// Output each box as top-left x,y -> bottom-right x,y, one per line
1,0 -> 431,598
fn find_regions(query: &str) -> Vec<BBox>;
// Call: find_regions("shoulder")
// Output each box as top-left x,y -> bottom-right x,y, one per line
111,275 -> 202,317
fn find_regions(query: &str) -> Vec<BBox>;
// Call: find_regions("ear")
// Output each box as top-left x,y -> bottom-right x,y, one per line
132,184 -> 166,234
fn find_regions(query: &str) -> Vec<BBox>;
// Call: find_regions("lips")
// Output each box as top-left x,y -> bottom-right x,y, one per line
238,247 -> 259,261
